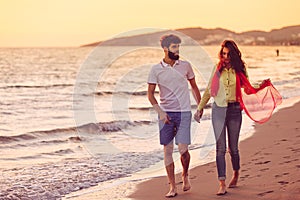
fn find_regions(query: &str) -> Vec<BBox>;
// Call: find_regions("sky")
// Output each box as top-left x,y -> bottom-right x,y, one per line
0,0 -> 299,47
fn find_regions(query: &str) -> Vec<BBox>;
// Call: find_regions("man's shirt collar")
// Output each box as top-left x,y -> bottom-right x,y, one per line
161,59 -> 179,67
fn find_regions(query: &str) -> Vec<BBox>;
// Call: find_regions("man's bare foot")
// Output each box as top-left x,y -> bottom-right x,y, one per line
165,188 -> 177,198
229,171 -> 239,188
182,175 -> 191,191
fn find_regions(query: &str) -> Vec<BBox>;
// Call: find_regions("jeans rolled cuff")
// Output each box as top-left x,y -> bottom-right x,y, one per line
218,176 -> 226,181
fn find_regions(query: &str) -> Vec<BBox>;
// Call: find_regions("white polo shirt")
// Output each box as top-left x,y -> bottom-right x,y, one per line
148,60 -> 195,112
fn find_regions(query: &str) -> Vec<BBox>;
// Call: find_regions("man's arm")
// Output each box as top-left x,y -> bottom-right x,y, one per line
189,78 -> 203,123
188,78 -> 201,105
147,83 -> 170,124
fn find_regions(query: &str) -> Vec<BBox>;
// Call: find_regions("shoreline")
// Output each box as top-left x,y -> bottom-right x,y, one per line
64,97 -> 300,199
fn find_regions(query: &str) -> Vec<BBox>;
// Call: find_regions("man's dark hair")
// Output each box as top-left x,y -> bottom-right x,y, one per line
160,34 -> 181,48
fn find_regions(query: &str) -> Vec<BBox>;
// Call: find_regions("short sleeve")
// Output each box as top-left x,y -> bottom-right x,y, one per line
147,66 -> 157,84
186,62 -> 195,80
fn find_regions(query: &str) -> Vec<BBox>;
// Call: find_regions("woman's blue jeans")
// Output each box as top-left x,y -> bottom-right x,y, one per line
212,102 -> 242,180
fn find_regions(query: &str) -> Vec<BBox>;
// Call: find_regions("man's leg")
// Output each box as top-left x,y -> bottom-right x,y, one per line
164,142 -> 177,197
178,143 -> 191,191
175,112 -> 192,192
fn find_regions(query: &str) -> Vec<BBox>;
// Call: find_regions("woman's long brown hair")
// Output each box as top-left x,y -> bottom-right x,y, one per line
218,40 -> 246,76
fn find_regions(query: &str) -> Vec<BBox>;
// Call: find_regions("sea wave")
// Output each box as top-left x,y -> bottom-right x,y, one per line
273,77 -> 300,86
128,103 -> 212,111
94,91 -> 155,96
0,84 -> 74,89
77,120 -> 152,133
93,89 -> 208,97
0,120 -> 153,144
0,134 -> 36,144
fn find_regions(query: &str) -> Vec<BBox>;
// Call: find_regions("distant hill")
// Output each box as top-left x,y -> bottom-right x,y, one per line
81,25 -> 300,47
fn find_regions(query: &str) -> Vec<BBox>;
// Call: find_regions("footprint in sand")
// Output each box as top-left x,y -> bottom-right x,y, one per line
240,174 -> 250,180
259,168 -> 269,172
291,148 -> 300,153
189,175 -> 196,180
251,156 -> 264,162
257,190 -> 274,196
253,151 -> 261,156
279,159 -> 299,165
177,175 -> 197,185
278,181 -> 289,185
287,147 -> 300,153
264,152 -> 272,155
254,160 -> 271,165
275,172 -> 289,178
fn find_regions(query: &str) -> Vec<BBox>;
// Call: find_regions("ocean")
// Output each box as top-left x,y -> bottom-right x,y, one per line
0,45 -> 300,199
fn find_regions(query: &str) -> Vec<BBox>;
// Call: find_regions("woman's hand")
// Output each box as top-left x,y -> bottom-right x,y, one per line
259,78 -> 271,89
262,78 -> 270,85
194,109 -> 203,123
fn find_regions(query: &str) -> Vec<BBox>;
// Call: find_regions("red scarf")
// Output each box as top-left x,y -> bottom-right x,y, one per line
211,62 -> 282,124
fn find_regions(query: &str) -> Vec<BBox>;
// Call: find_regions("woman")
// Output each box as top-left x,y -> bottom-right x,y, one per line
194,40 -> 281,195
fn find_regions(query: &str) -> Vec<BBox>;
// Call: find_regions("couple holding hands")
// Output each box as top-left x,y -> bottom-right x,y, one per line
147,34 -> 281,197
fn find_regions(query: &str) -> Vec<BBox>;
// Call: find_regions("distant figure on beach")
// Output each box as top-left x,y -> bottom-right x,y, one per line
147,34 -> 201,198
194,40 -> 282,195
276,49 -> 280,56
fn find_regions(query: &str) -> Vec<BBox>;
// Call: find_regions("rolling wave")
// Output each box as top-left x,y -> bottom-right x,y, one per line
94,91 -> 158,96
0,84 -> 74,89
0,120 -> 152,144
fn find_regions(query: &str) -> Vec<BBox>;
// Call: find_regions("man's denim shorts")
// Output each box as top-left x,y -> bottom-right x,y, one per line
159,111 -> 192,145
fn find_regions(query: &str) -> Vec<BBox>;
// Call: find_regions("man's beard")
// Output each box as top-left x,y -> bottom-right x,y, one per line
168,51 -> 179,60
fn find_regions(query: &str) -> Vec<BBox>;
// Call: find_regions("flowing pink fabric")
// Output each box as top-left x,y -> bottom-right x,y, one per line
210,62 -> 223,97
211,64 -> 282,124
236,72 -> 282,123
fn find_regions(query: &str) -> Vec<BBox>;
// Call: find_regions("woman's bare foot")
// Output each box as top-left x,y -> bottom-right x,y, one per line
182,175 -> 191,191
165,188 -> 177,198
216,180 -> 227,195
228,171 -> 239,188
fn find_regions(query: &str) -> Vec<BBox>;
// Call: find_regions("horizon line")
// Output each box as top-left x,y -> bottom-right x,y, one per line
1,24 -> 299,48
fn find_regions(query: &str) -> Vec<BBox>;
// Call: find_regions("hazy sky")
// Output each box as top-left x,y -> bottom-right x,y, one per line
1,0 -> 299,47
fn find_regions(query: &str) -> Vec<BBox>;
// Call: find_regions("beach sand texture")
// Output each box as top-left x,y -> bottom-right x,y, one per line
128,101 -> 300,200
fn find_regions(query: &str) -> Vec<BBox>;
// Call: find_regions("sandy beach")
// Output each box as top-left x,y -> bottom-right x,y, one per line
128,100 -> 300,200
64,98 -> 300,200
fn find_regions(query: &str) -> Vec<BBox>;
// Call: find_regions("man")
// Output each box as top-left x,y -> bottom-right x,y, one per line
147,34 -> 201,198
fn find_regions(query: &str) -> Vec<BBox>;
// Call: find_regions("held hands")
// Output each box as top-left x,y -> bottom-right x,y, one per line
194,109 -> 203,123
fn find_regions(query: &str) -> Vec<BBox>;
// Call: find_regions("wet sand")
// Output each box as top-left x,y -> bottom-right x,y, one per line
129,100 -> 300,200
